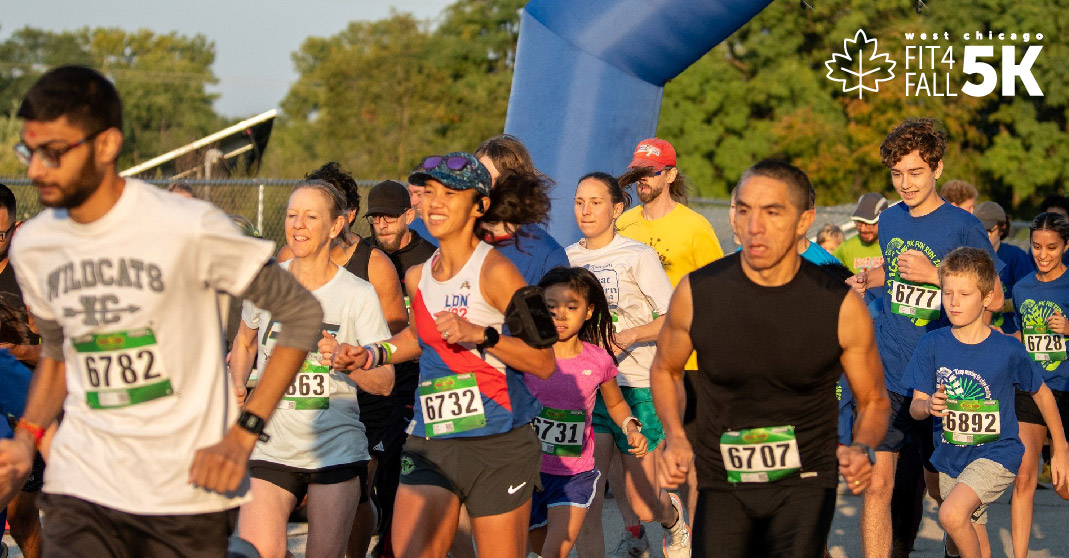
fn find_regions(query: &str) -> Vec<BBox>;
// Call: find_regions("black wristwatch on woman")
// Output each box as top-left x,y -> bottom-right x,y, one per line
476,326 -> 500,353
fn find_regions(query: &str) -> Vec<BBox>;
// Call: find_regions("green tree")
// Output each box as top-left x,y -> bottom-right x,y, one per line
0,26 -> 224,170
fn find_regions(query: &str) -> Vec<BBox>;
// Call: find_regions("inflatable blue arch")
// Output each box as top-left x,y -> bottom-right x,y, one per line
504,0 -> 773,244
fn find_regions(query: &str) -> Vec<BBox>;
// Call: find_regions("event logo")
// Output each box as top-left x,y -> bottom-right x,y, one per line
825,29 -> 897,99
826,28 -> 1045,98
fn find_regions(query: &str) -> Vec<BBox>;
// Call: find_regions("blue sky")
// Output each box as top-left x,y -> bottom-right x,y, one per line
2,0 -> 455,117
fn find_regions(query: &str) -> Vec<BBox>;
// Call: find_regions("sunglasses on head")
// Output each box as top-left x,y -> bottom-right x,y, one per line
421,155 -> 475,172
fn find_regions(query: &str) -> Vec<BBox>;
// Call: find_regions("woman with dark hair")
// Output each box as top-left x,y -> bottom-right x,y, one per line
566,172 -> 690,557
324,152 -> 556,558
474,135 -> 569,286
1010,212 -> 1069,557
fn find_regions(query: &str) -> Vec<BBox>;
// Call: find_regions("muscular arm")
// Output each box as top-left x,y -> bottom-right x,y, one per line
480,250 -> 555,379
368,248 -> 408,335
838,291 -> 890,448
650,276 -> 696,489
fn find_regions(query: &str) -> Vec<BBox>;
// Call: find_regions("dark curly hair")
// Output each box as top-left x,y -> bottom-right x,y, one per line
306,162 -> 360,217
880,117 -> 947,170
538,266 -> 617,363
476,169 -> 553,247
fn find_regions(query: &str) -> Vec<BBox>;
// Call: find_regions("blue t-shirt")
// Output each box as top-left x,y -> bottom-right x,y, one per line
1013,270 -> 1069,392
802,241 -> 842,266
409,217 -> 437,248
904,328 -> 1042,478
994,243 -> 1035,335
495,224 -> 570,286
0,349 -> 32,439
875,201 -> 1002,395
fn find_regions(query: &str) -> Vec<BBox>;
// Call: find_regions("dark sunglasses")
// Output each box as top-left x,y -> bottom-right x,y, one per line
421,155 -> 475,172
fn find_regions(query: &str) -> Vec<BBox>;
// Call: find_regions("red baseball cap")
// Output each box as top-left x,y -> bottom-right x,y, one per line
627,138 -> 677,170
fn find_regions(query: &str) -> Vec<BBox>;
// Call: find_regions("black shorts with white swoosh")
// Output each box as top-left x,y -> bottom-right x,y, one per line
399,423 -> 542,517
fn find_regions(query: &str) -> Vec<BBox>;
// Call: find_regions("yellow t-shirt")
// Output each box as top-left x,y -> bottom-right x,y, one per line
617,203 -> 725,369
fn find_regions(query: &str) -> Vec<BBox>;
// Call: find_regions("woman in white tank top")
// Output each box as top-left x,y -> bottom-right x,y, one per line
229,180 -> 394,558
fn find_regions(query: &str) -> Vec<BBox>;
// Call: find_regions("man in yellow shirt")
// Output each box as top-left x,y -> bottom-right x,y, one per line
617,138 -> 725,285
616,137 -> 724,538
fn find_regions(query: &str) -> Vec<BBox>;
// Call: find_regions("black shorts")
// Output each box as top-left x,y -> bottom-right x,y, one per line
249,461 -> 369,504
877,391 -> 937,472
1015,388 -> 1069,428
39,493 -> 237,558
21,451 -> 46,493
399,424 -> 542,517
693,485 -> 836,558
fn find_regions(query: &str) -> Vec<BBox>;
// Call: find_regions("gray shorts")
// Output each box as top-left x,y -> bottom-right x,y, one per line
938,458 -> 1015,525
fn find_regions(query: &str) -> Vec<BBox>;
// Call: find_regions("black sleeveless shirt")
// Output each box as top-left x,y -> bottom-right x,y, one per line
689,252 -> 849,490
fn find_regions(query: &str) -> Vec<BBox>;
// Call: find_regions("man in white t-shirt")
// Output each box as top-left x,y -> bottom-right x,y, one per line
0,65 -> 323,557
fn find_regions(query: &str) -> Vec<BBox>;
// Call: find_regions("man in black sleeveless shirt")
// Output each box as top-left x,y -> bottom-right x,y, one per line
651,160 -> 890,557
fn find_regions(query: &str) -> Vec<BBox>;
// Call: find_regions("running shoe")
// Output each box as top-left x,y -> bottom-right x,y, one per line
611,529 -> 650,558
663,492 -> 692,558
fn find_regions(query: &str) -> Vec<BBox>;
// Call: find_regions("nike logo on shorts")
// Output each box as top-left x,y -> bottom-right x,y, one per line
507,482 -> 526,495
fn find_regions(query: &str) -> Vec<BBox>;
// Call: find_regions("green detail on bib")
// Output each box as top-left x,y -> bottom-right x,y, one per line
74,328 -> 173,410
1019,299 -> 1067,369
884,238 -> 942,326
533,406 -> 585,456
419,373 -> 486,437
279,360 -> 330,410
400,456 -> 414,476
943,399 -> 1000,445
719,425 -> 802,483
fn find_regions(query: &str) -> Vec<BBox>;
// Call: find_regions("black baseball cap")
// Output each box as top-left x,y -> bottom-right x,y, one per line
366,180 -> 411,217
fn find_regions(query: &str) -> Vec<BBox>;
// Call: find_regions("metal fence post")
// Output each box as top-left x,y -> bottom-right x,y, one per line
257,183 -> 264,236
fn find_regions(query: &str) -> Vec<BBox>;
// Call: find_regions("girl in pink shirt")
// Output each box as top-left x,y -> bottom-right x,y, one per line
525,267 -> 647,558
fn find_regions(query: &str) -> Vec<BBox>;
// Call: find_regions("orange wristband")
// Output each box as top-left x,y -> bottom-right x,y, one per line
16,419 -> 44,448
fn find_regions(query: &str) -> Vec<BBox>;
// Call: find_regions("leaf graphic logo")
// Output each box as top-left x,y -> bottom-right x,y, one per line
825,29 -> 897,99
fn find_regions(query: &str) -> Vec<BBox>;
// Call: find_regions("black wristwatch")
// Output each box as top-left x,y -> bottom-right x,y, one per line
237,411 -> 270,442
851,442 -> 876,465
476,326 -> 500,352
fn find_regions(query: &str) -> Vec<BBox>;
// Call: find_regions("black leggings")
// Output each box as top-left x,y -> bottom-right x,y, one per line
693,485 -> 836,558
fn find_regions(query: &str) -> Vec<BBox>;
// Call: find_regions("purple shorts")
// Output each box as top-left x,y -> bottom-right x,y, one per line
529,468 -> 601,529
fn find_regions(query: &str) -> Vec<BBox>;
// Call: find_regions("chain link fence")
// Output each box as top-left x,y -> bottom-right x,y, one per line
0,178 -> 1033,253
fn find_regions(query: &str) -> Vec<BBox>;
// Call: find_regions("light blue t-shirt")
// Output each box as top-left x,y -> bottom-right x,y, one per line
904,327 -> 1041,477
802,241 -> 842,266
409,217 -> 436,248
875,201 -> 1002,395
1013,270 -> 1069,392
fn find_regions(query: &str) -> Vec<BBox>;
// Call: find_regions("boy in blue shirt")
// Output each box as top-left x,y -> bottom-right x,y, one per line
906,247 -> 1068,558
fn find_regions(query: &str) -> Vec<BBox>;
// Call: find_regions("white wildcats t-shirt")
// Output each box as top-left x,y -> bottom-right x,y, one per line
10,179 -> 276,515
244,262 -> 389,469
566,235 -> 673,387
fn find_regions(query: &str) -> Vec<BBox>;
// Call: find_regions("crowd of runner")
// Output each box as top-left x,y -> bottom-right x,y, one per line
0,65 -> 1066,558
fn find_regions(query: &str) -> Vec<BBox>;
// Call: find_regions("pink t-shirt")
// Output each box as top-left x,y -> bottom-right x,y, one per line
524,342 -> 618,475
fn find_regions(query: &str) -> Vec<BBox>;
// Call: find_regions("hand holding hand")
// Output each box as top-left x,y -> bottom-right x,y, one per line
317,330 -> 339,366
332,343 -> 369,371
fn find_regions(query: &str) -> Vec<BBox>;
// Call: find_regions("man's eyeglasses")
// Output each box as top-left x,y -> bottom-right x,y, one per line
366,215 -> 401,225
0,223 -> 16,242
13,128 -> 107,169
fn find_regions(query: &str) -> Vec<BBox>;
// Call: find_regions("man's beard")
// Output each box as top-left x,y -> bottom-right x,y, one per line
637,184 -> 664,204
35,149 -> 104,209
375,231 -> 405,253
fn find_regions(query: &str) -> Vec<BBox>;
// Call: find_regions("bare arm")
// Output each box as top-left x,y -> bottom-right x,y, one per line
599,377 -> 647,456
616,315 -> 666,351
478,250 -> 555,379
329,265 -> 424,371
228,321 -> 259,396
650,276 -> 696,489
838,291 -> 890,449
837,290 -> 890,493
368,248 -> 409,335
1033,383 -> 1069,493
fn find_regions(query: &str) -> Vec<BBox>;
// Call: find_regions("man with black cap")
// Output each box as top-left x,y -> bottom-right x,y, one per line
355,179 -> 436,558
834,192 -> 889,275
